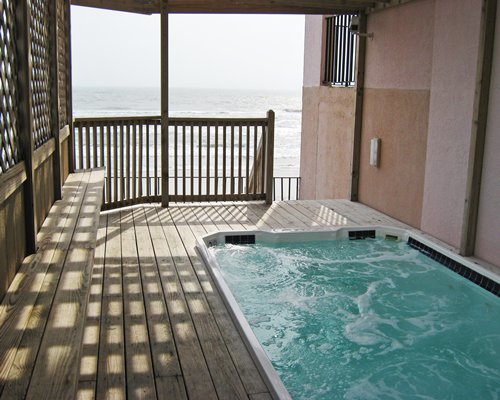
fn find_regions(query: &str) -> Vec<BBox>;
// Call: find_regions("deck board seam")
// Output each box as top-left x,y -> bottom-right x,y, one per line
174,205 -> 269,396
166,207 -> 249,400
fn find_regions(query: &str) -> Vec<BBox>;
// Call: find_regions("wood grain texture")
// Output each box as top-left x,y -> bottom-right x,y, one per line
0,172 -> 86,398
0,162 -> 27,204
26,169 -> 104,400
71,0 -> 380,14
96,211 -> 126,400
0,200 -> 431,400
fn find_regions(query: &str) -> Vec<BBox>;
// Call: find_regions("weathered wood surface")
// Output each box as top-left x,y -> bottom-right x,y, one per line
70,0 -> 386,15
0,199 -> 419,399
0,169 -> 104,399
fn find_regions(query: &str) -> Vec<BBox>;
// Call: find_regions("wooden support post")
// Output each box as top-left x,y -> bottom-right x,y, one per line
161,1 -> 169,207
350,13 -> 367,202
66,1 -> 75,173
49,0 -> 62,200
265,110 -> 275,205
16,0 -> 37,253
460,0 -> 497,256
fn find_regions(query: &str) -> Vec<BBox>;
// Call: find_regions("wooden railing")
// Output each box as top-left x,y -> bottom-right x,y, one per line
73,113 -> 275,209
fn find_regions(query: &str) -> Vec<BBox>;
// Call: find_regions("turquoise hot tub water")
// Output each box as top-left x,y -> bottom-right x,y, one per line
209,237 -> 500,399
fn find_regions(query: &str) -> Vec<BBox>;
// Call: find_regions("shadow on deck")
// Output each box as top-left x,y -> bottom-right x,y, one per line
0,200 -> 409,399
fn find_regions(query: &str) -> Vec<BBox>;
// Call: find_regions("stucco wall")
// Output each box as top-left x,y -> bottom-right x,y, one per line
358,0 -> 434,228
300,86 -> 355,199
358,89 -> 430,227
303,15 -> 324,87
300,15 -> 356,200
475,3 -> 500,267
421,0 -> 482,249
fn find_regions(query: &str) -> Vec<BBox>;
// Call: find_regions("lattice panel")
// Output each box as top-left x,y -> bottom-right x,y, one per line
30,0 -> 52,148
56,0 -> 67,128
0,0 -> 20,174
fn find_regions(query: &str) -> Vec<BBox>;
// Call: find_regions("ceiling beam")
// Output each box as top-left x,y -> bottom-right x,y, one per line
366,0 -> 415,13
71,0 -> 157,14
71,0 -> 379,15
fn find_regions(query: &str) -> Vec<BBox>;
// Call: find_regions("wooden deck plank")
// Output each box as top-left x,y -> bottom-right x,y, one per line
120,209 -> 157,399
220,204 -> 258,230
160,207 -> 249,400
76,380 -> 96,400
273,202 -> 324,228
269,202 -> 311,229
0,172 -> 88,399
175,205 -> 271,396
229,203 -> 273,230
25,169 -> 105,399
132,208 -> 186,399
144,207 -> 217,400
193,205 -> 232,232
250,393 -> 273,400
285,201 -> 342,227
96,210 -> 126,400
294,200 -> 351,226
211,204 -> 246,230
320,199 -> 409,228
0,199 -> 426,400
78,214 -> 107,391
317,200 -> 367,225
241,203 -> 286,229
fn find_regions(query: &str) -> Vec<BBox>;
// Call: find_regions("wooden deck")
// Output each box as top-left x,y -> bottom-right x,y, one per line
0,200 -> 411,400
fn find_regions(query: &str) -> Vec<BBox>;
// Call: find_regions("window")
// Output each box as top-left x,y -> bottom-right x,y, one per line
323,15 -> 357,87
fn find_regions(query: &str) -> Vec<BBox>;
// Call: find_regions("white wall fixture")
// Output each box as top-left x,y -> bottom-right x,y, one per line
370,138 -> 381,167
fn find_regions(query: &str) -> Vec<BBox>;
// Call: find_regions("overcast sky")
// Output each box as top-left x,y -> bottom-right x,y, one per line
71,6 -> 305,91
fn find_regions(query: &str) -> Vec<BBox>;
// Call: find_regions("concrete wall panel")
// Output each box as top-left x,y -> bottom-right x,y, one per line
359,89 -> 430,227
303,15 -> 324,88
475,2 -> 500,267
300,86 -> 355,199
421,0 -> 482,248
365,0 -> 435,90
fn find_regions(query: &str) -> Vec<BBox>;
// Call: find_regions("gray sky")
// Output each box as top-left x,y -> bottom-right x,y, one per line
71,6 -> 305,91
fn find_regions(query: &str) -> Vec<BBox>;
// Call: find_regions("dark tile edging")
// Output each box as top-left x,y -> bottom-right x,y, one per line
348,230 -> 376,240
408,237 -> 500,297
225,234 -> 256,245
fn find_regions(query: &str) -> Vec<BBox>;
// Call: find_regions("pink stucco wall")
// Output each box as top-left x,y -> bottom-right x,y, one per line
365,0 -> 435,90
475,3 -> 500,267
301,0 -> 493,261
358,0 -> 434,228
300,16 -> 356,200
303,15 -> 323,88
421,0 -> 482,249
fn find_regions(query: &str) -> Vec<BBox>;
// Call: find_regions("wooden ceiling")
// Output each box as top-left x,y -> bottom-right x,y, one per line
70,0 -> 412,15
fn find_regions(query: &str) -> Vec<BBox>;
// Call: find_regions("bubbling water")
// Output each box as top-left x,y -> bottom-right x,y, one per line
211,238 -> 500,400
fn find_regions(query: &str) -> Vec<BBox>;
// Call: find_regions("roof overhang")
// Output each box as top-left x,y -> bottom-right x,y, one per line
70,0 -> 413,15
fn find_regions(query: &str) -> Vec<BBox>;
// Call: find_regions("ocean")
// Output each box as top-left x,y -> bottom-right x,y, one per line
73,87 -> 302,177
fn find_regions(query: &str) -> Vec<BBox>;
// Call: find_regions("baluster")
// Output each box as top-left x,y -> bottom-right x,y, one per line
190,121 -> 194,197
182,122 -> 186,200
222,124 -> 227,200
214,122 -> 218,197
146,121 -> 150,197
206,122 -> 211,199
132,122 -> 137,200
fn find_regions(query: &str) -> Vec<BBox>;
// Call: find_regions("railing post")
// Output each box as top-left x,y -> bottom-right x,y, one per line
16,0 -> 37,253
66,1 -> 75,173
161,1 -> 169,207
265,110 -> 275,205
49,0 -> 62,200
